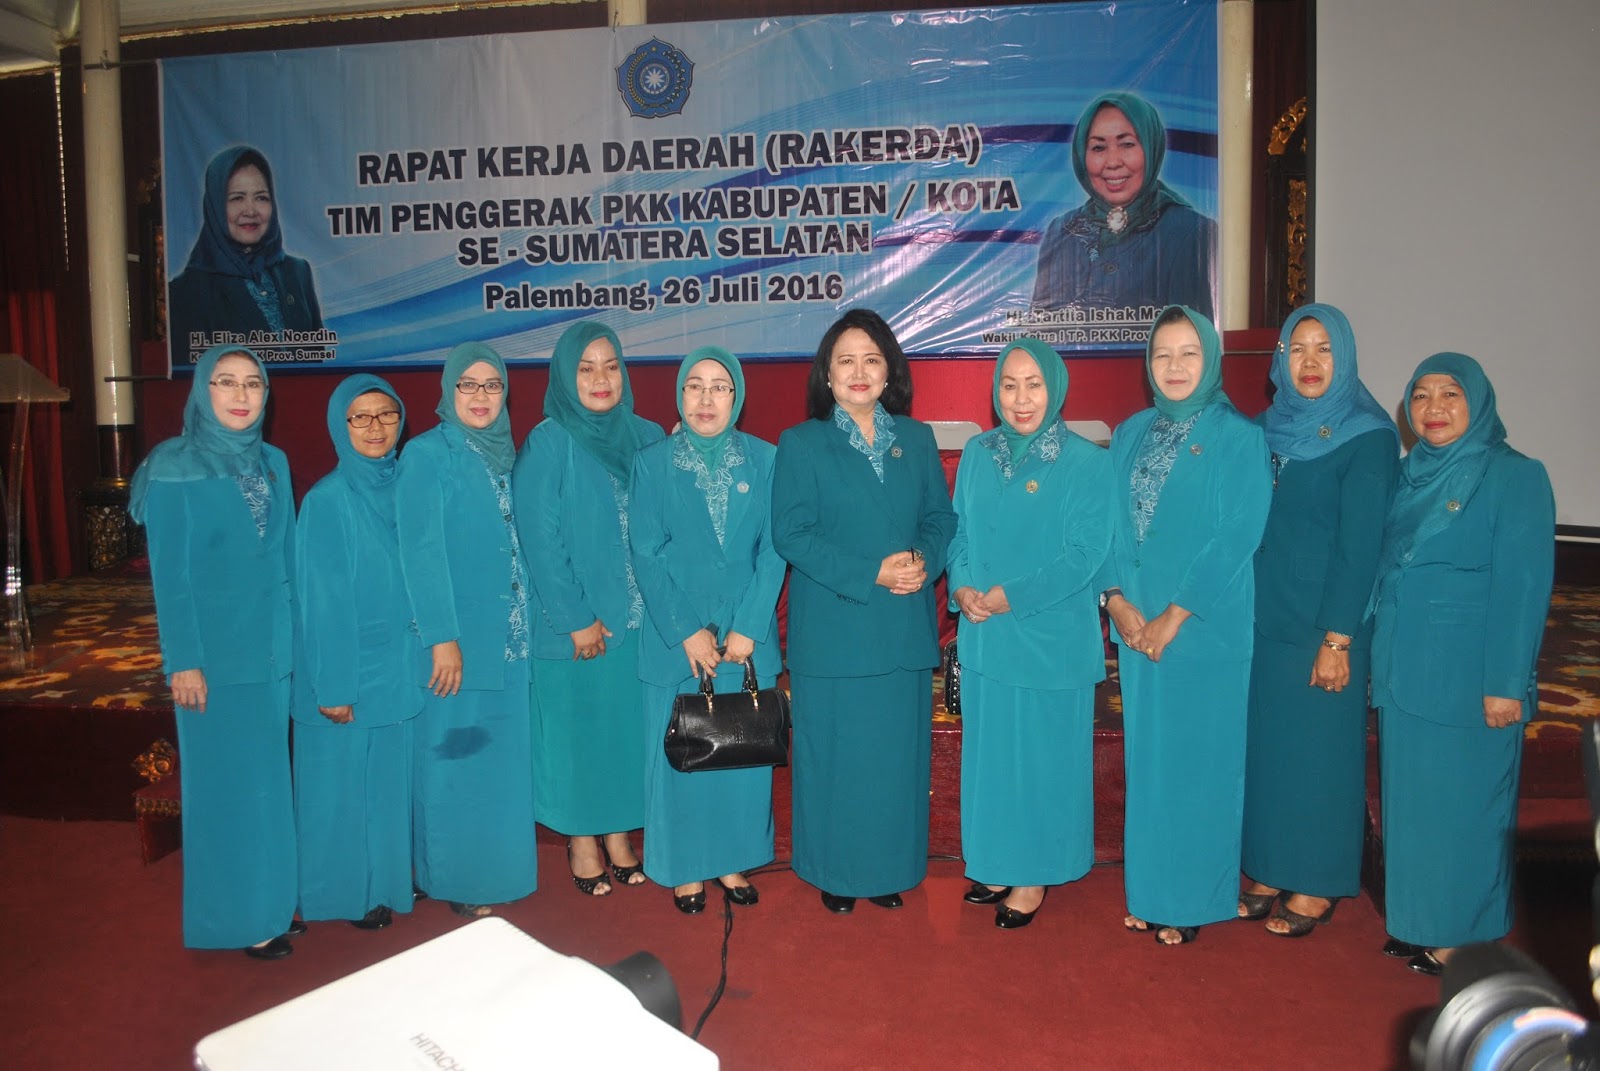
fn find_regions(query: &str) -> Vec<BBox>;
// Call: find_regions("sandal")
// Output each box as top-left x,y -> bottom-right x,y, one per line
603,840 -> 647,886
1123,915 -> 1153,932
1154,924 -> 1200,945
449,901 -> 492,918
1237,890 -> 1279,920
1266,897 -> 1339,938
568,840 -> 612,897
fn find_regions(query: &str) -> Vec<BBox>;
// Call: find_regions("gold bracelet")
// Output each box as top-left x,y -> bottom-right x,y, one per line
1322,638 -> 1350,652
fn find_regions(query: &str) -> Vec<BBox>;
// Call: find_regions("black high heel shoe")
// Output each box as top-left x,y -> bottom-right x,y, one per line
568,840 -> 612,897
717,877 -> 759,907
603,840 -> 646,887
1266,897 -> 1339,938
673,887 -> 707,914
995,888 -> 1047,930
1237,889 -> 1279,921
963,882 -> 1011,905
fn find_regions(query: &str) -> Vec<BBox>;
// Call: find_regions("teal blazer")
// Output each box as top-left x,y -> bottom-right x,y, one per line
512,416 -> 665,660
628,432 -> 787,687
948,426 -> 1113,691
395,425 -> 525,690
142,448 -> 295,685
1372,447 -> 1554,725
1096,403 -> 1272,664
292,469 -> 423,726
1254,429 -> 1398,646
772,414 -> 958,678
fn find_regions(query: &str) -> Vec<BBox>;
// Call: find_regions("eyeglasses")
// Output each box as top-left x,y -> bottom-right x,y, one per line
456,379 -> 505,395
209,377 -> 267,393
347,410 -> 402,429
682,383 -> 735,397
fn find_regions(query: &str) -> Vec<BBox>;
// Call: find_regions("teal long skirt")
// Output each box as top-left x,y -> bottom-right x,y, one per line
294,717 -> 414,922
641,676 -> 775,887
530,631 -> 646,835
791,669 -> 932,898
1379,705 -> 1522,947
1241,636 -> 1370,897
412,658 -> 537,905
175,678 -> 297,949
960,671 -> 1094,887
1121,654 -> 1250,928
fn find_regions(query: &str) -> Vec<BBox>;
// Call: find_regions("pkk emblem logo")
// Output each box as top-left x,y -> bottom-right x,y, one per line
616,37 -> 694,118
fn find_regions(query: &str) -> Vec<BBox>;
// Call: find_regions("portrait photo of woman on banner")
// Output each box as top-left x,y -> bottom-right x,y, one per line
1031,91 -> 1217,324
167,145 -> 327,366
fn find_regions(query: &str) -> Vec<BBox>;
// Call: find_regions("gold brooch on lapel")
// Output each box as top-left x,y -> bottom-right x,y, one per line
1318,426 -> 1331,439
1190,444 -> 1203,456
1025,479 -> 1039,494
736,481 -> 750,494
890,446 -> 903,458
1446,500 -> 1460,512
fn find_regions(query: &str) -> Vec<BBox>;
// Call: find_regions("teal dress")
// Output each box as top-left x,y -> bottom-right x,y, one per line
772,408 -> 958,897
395,423 -> 538,905
949,419 -> 1112,887
292,375 -> 422,922
630,429 -> 785,886
1097,403 -> 1272,927
513,414 -> 665,835
1241,430 -> 1397,896
1371,354 -> 1555,948
129,345 -> 297,949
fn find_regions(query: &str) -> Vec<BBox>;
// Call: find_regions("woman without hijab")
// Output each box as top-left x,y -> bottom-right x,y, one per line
1095,306 -> 1272,945
1369,353 -> 1554,976
628,346 -> 785,912
948,338 -> 1113,928
1032,91 -> 1217,321
167,146 -> 324,364
129,344 -> 299,958
513,321 -> 665,896
771,308 -> 958,914
1237,304 -> 1399,936
395,342 -> 537,917
293,374 -> 422,932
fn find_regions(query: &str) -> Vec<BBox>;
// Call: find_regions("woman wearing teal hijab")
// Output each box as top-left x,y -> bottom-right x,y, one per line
1032,91 -> 1217,321
948,338 -> 1112,928
129,344 -> 299,957
513,321 -> 664,896
293,374 -> 422,932
1094,306 -> 1272,945
396,342 -> 537,916
1369,353 -> 1554,976
1238,304 -> 1399,937
628,346 -> 785,912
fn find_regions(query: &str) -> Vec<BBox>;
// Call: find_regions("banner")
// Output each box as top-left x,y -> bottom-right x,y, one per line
160,2 -> 1217,369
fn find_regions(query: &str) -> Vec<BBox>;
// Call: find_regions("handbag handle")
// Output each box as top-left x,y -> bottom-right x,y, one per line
695,649 -> 762,712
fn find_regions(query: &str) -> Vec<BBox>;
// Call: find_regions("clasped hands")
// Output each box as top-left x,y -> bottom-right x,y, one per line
1106,595 -> 1189,663
954,585 -> 1012,623
876,550 -> 926,596
682,627 -> 755,677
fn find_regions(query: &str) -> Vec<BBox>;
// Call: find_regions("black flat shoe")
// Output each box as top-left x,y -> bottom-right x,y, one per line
963,882 -> 1011,905
867,892 -> 904,909
820,891 -> 856,914
244,935 -> 294,960
286,918 -> 308,937
350,905 -> 393,930
995,889 -> 1047,930
674,889 -> 707,915
1408,950 -> 1445,976
1384,937 -> 1425,959
1154,924 -> 1200,946
718,878 -> 759,907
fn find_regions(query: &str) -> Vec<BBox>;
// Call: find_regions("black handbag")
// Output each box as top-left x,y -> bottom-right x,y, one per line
664,658 -> 790,773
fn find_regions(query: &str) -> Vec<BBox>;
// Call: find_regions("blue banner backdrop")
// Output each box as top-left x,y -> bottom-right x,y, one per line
160,2 -> 1217,369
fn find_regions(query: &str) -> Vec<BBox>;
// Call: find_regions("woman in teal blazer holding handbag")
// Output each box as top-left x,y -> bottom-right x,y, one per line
629,346 -> 786,913
1097,306 -> 1272,945
514,321 -> 664,896
130,344 -> 299,958
396,342 -> 537,916
773,309 -> 958,914
949,338 -> 1113,929
293,374 -> 422,932
1370,353 -> 1554,977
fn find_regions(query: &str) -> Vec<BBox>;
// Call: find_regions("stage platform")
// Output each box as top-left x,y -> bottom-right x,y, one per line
3,564 -> 1595,874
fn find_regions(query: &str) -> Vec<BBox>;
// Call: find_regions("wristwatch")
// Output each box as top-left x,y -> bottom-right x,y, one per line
1098,587 -> 1121,609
